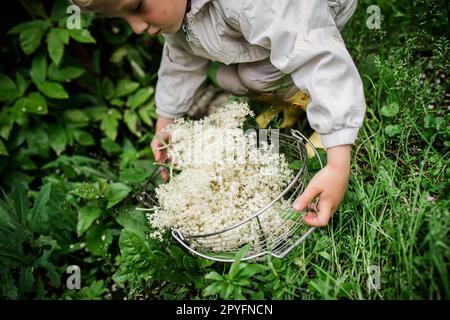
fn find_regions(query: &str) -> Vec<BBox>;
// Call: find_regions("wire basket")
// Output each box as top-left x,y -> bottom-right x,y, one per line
138,129 -> 323,263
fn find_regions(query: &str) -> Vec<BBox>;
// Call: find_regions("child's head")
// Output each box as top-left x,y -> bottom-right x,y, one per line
71,0 -> 188,35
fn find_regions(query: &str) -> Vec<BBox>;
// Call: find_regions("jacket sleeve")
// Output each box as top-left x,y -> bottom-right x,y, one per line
155,34 -> 210,119
237,0 -> 366,148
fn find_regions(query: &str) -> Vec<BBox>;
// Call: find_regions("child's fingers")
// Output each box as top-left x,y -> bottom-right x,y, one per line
293,183 -> 321,211
302,201 -> 333,227
160,167 -> 169,182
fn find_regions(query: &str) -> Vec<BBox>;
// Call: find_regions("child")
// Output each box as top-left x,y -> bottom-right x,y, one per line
72,0 -> 366,228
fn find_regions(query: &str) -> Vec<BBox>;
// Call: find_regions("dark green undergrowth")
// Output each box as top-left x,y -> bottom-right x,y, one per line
0,0 -> 448,299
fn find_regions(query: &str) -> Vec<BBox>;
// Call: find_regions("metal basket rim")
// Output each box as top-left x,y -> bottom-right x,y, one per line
170,128 -> 317,239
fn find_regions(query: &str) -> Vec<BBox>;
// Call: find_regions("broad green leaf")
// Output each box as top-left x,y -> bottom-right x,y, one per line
118,229 -> 152,266
110,47 -> 128,64
126,87 -> 154,109
10,182 -> 30,227
73,130 -> 95,146
105,183 -> 131,209
48,29 -> 66,66
48,64 -> 85,82
115,208 -> 147,233
70,182 -> 102,200
86,225 -> 115,257
15,74 -> 29,98
202,282 -> 223,297
27,92 -> 48,114
385,124 -> 402,137
0,140 -> 8,156
115,79 -> 139,98
229,244 -> 251,279
26,126 -> 50,158
8,20 -> 47,34
205,271 -> 223,281
101,77 -> 115,100
119,166 -> 151,184
77,206 -> 103,236
138,102 -> 155,127
19,28 -> 45,55
101,138 -> 122,155
381,102 -> 400,117
30,51 -> 47,84
124,110 -> 141,137
36,81 -> 69,99
28,183 -> 52,232
19,268 -> 35,294
69,29 -> 96,43
100,109 -> 121,141
49,125 -> 67,155
0,74 -> 19,101
236,264 -> 269,279
63,109 -> 89,124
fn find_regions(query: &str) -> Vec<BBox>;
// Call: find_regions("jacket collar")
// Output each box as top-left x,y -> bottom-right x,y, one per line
188,0 -> 213,16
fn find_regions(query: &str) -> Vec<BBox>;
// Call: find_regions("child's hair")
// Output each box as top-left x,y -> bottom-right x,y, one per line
69,0 -> 108,13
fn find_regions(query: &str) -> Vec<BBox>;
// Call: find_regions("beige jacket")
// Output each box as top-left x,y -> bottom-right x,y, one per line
155,0 -> 366,148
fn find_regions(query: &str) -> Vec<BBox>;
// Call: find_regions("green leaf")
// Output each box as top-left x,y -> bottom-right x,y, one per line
15,73 -> 29,97
203,282 -> 223,297
385,124 -> 402,137
51,0 -> 69,22
105,183 -> 131,209
86,225 -> 115,257
115,208 -> 148,233
229,244 -> 251,279
19,268 -> 35,294
36,81 -> 69,99
101,77 -> 115,100
70,182 -> 102,200
8,20 -> 47,34
0,140 -> 8,156
0,74 -> 19,102
11,182 -> 31,225
26,126 -> 49,158
119,167 -> 151,184
115,79 -> 139,98
28,183 -> 52,232
48,64 -> 85,82
27,92 -> 48,114
100,109 -> 121,141
73,130 -> 95,146
63,109 -> 90,124
49,125 -> 67,155
235,264 -> 269,279
381,102 -> 400,117
19,28 -> 45,55
205,271 -> 223,281
77,206 -> 103,236
69,29 -> 96,43
138,102 -> 156,127
30,51 -> 47,84
47,29 -> 66,66
101,138 -> 122,155
126,87 -> 154,109
124,110 -> 141,137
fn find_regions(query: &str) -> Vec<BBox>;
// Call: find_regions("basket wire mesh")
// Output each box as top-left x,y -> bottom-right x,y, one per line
138,129 -> 323,263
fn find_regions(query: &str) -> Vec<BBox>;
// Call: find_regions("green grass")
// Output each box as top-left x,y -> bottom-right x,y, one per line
223,0 -> 450,300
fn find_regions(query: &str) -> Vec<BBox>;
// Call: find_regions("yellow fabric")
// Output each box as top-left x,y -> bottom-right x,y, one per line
254,90 -> 325,158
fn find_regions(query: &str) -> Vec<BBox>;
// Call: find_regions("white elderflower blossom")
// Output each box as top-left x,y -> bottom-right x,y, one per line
146,102 -> 297,252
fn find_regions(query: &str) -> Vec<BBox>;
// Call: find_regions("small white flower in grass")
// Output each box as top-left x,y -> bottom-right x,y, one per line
147,102 -> 297,251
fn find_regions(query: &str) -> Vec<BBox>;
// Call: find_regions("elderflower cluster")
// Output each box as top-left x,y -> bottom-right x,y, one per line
147,102 -> 297,252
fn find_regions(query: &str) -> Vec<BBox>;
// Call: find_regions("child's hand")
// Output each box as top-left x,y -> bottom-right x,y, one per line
150,117 -> 175,181
293,145 -> 351,227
